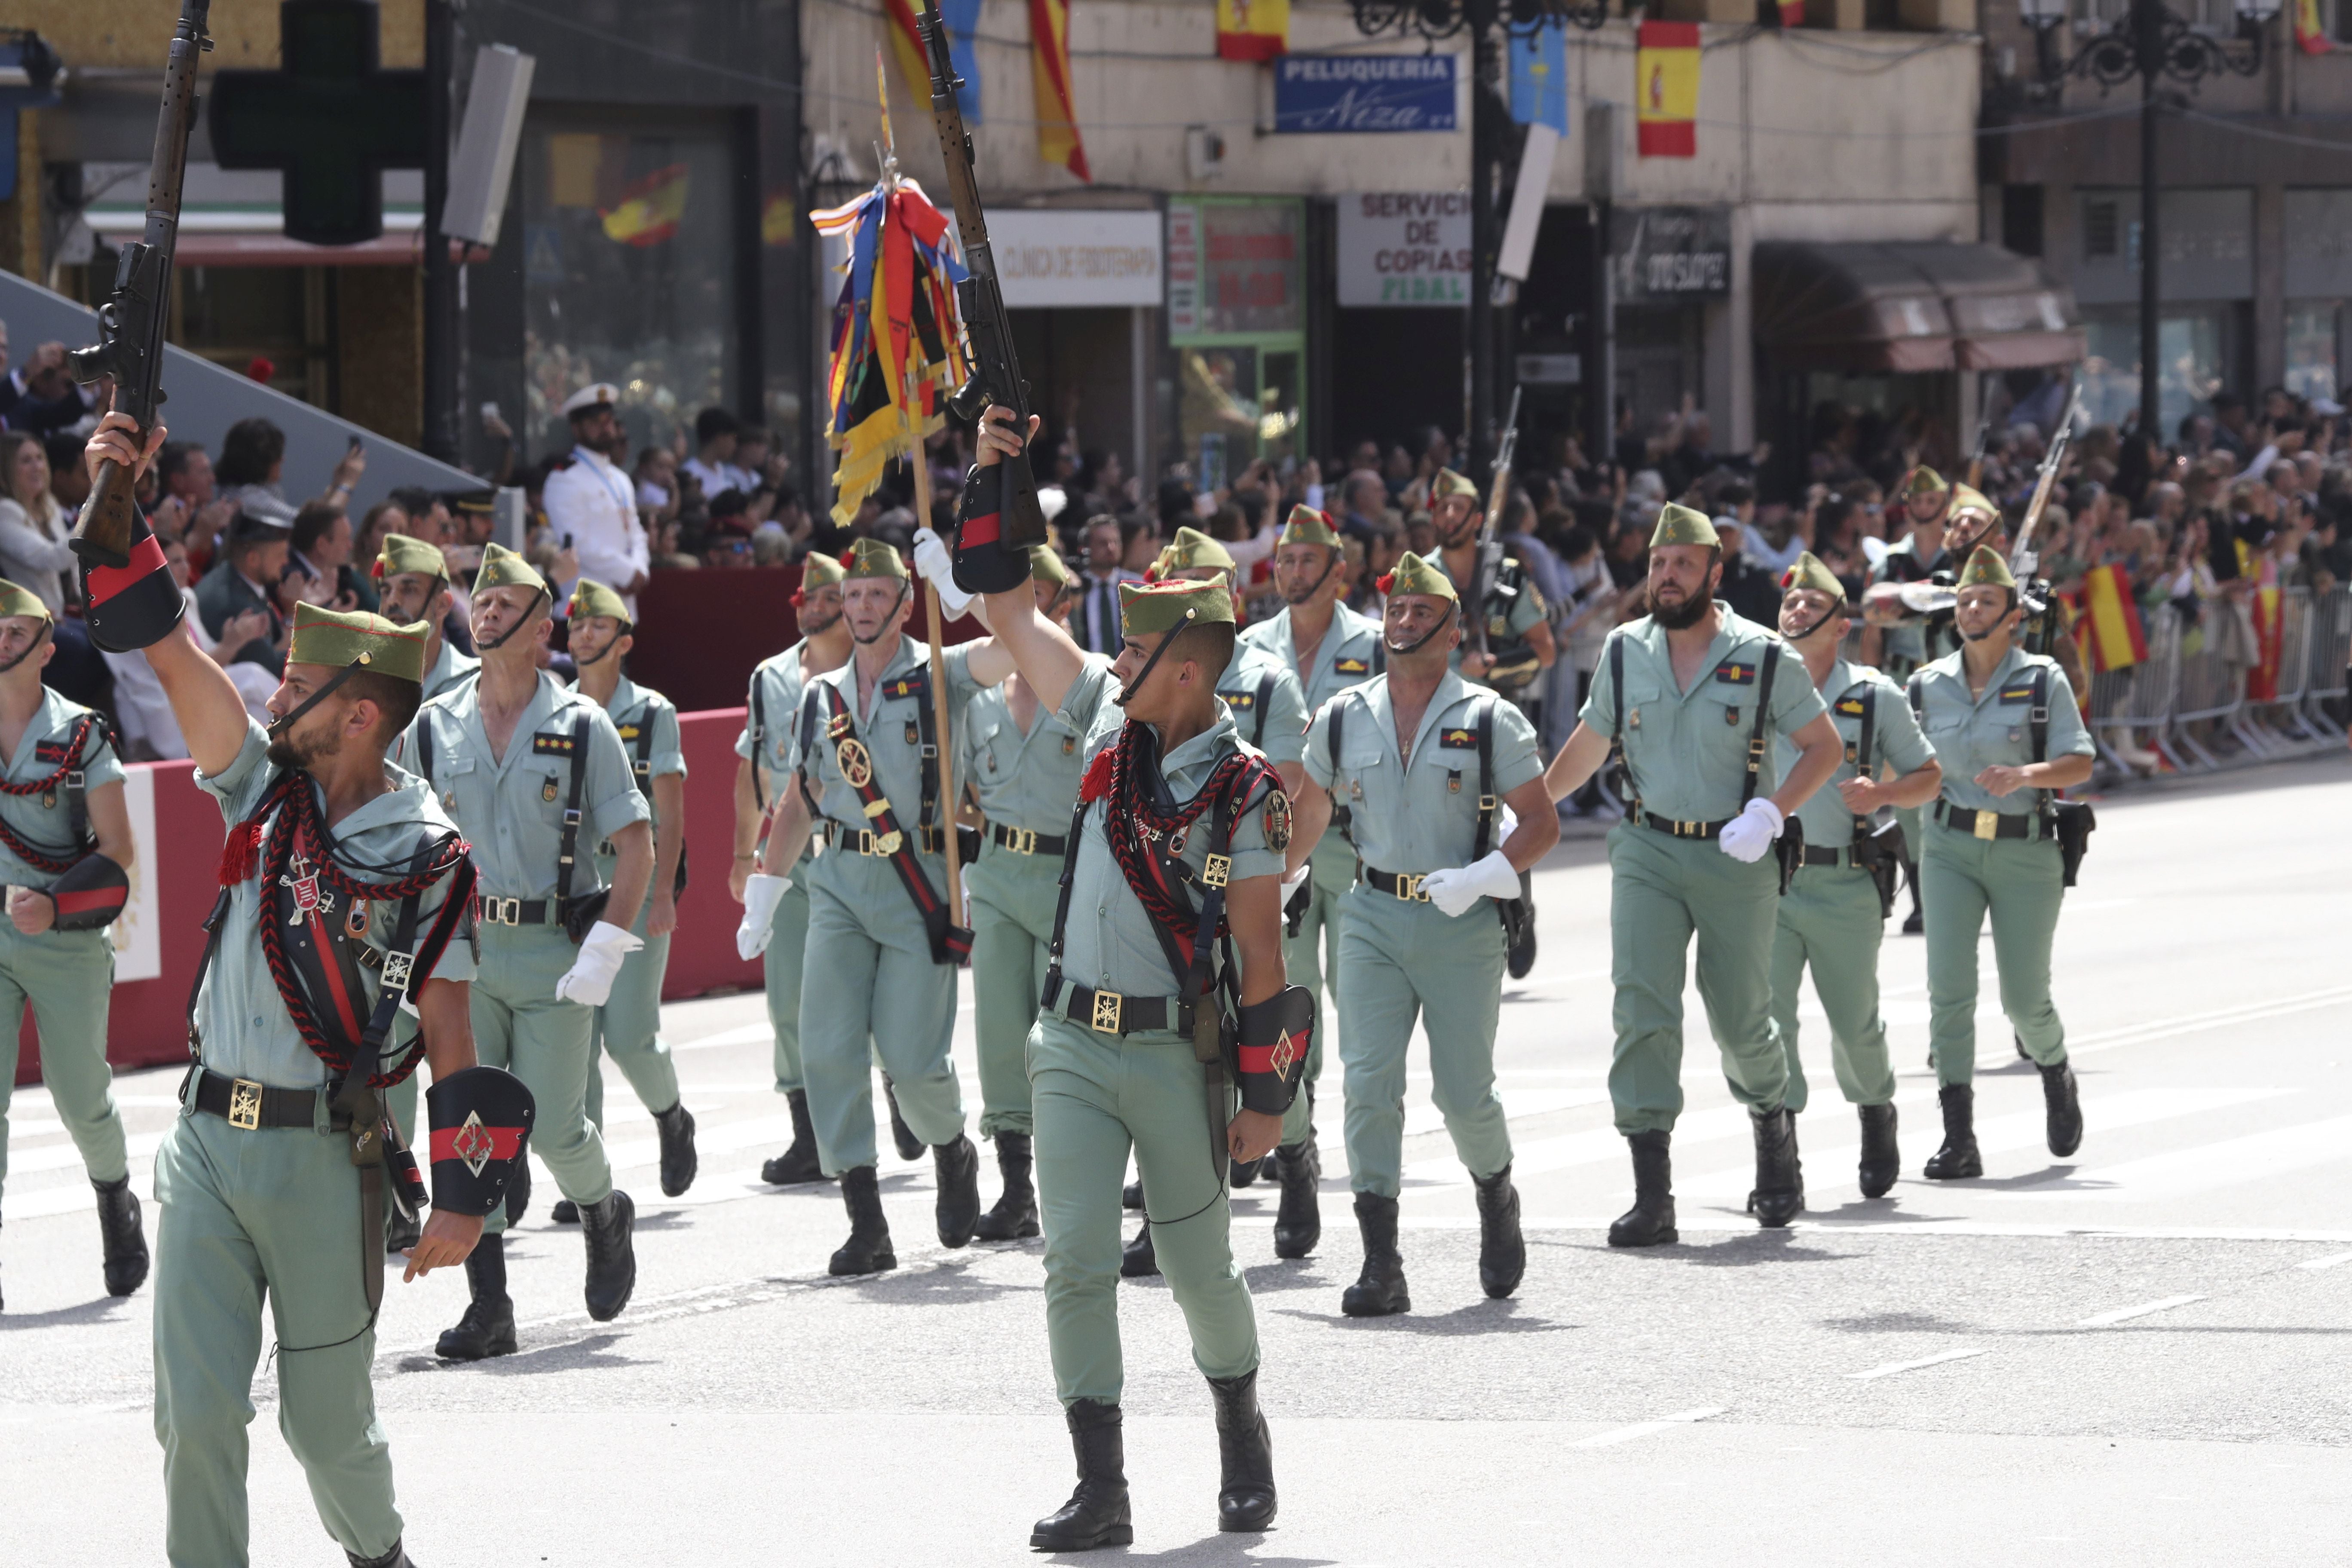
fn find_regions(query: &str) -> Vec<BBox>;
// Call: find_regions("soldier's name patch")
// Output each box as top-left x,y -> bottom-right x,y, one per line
1997,683 -> 2038,703
530,732 -> 576,756
1715,663 -> 1758,686
1333,657 -> 1369,674
1438,728 -> 1477,749
1834,696 -> 1868,717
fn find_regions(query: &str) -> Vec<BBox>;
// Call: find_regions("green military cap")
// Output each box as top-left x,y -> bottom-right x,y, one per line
1947,483 -> 2001,527
287,600 -> 429,685
1119,577 -> 1235,637
800,550 -> 848,589
1431,468 -> 1479,502
1648,502 -> 1721,550
0,578 -> 54,625
1778,550 -> 1846,603
1378,550 -> 1458,603
839,538 -> 906,580
372,532 -> 448,585
1279,504 -> 1343,551
475,541 -> 547,597
1902,466 -> 1947,499
567,578 -> 632,627
1956,544 -> 2016,591
1149,525 -> 1234,582
1030,543 -> 1073,588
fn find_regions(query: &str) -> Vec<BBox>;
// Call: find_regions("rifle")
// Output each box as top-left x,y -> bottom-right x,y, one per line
1466,386 -> 1522,664
67,0 -> 211,572
1964,417 -> 1990,491
2010,384 -> 2083,579
917,0 -> 1047,549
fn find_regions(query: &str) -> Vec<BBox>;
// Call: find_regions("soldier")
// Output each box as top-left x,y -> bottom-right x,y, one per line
551,578 -> 696,1222
0,578 -> 144,1311
1541,504 -> 1843,1244
1233,504 -> 1385,1262
397,544 -> 654,1359
733,552 -> 851,1186
369,533 -> 478,704
956,402 -> 1308,1547
1767,554 -> 1943,1198
753,540 -> 1001,1274
1865,467 -> 1954,935
1908,547 -> 2092,1180
1287,551 -> 1557,1315
92,410 -> 524,1568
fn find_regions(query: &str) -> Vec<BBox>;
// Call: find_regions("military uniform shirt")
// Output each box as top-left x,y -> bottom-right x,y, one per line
193,723 -> 478,1089
1304,671 -> 1540,874
1578,604 -> 1828,824
1777,659 -> 1936,850
1236,601 -> 1384,718
1444,554 -> 1549,675
420,639 -> 480,704
592,671 -> 685,879
1911,646 -> 2091,817
963,654 -> 1115,836
787,636 -> 984,835
0,689 -> 125,888
398,671 -> 649,899
1871,535 -> 1951,672
738,640 -> 822,869
1214,643 -> 1308,766
1056,701 -> 1283,1000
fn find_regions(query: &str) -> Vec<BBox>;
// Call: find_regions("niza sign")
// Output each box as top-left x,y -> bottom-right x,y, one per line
1338,193 -> 1471,307
1274,54 -> 1457,134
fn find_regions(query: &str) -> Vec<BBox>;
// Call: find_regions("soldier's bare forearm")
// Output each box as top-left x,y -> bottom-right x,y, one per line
1499,778 -> 1559,871
1770,714 -> 1844,818
603,820 -> 654,930
143,621 -> 256,777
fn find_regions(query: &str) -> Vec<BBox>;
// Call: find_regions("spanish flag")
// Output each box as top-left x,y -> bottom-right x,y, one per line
2296,0 -> 2334,54
2249,574 -> 2285,700
1216,0 -> 1289,63
2074,563 -> 2148,674
1635,21 -> 1699,159
600,164 -> 689,246
1030,0 -> 1091,182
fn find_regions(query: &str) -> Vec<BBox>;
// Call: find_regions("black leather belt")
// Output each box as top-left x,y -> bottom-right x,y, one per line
986,821 -> 1067,858
818,819 -> 949,856
476,894 -> 563,926
1040,971 -> 1194,1036
1362,866 -> 1432,901
187,1066 -> 349,1131
1934,801 -> 2037,840
1635,811 -> 1733,841
1801,845 -> 1865,868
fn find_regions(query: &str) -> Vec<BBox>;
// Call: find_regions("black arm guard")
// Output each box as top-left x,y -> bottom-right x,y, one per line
951,464 -> 1039,597
423,1066 -> 536,1217
45,852 -> 130,931
1229,985 -> 1314,1116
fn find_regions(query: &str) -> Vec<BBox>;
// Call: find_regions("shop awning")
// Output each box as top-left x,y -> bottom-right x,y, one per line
1752,241 -> 2084,374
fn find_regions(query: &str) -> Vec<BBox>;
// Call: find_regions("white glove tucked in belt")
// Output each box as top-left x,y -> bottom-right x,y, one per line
737,873 -> 793,961
1417,850 -> 1521,918
555,919 -> 645,1007
1717,797 -> 1785,864
911,526 -> 974,619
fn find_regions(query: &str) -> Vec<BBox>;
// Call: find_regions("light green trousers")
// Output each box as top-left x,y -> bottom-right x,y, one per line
1030,1011 -> 1258,1406
586,898 -> 680,1129
1276,834 -> 1352,1146
1605,823 -> 1791,1135
1334,886 -> 1513,1197
1770,864 -> 1897,1112
965,842 -> 1060,1139
152,1104 -> 401,1568
472,922 -> 612,1231
765,874 -> 812,1096
1921,819 -> 2069,1086
0,923 -> 123,1204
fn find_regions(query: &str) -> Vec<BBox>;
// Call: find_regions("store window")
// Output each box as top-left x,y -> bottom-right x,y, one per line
2082,309 -> 2228,433
520,117 -> 738,457
2286,303 -> 2342,402
1167,197 -> 1306,491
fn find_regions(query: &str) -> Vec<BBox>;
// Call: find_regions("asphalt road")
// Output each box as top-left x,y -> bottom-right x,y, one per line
6,754 -> 2350,1565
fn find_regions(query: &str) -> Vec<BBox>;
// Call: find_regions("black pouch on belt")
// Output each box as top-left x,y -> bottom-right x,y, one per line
2052,799 -> 2095,888
1773,816 -> 1806,896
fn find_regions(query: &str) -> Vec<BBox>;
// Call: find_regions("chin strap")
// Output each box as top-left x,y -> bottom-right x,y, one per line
0,623 -> 51,675
1114,606 -> 1198,708
266,656 -> 368,741
1281,548 -> 1342,607
1781,598 -> 1845,647
1382,600 -> 1457,659
571,623 -> 628,667
851,581 -> 909,646
475,587 -> 549,653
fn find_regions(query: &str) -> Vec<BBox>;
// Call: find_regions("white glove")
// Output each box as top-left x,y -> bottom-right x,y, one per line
911,527 -> 974,619
1281,862 -> 1311,897
1497,803 -> 1520,844
736,873 -> 792,961
1418,850 -> 1520,918
1717,797 -> 1785,864
555,919 -> 645,1008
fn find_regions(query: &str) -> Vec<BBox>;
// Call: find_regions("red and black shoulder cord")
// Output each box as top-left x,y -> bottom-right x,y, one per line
1090,723 -> 1277,979
0,713 -> 106,872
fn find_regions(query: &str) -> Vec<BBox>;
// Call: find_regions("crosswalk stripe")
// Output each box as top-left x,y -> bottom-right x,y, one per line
1572,1406 -> 1725,1447
1845,1347 -> 1985,1380
2078,1294 -> 2205,1327
1979,1114 -> 2352,1202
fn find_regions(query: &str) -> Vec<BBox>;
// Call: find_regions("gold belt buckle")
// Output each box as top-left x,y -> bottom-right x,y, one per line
1008,826 -> 1038,855
1395,872 -> 1426,901
1678,820 -> 1704,837
1090,989 -> 1123,1033
1972,809 -> 1997,841
227,1078 -> 264,1131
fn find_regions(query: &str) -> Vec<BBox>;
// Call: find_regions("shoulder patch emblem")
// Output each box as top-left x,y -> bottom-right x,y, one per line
1834,696 -> 1867,717
531,731 -> 576,756
1333,656 -> 1369,675
1263,789 -> 1293,854
617,724 -> 641,741
1438,727 -> 1477,749
33,739 -> 74,764
836,736 -> 875,789
1715,663 -> 1758,686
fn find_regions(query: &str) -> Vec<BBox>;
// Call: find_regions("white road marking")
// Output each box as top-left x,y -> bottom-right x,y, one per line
1572,1406 -> 1726,1448
1844,1348 -> 1987,1380
2077,1294 -> 2205,1328
1981,1114 -> 2352,1202
2063,985 -> 2352,1057
2297,1251 -> 2352,1270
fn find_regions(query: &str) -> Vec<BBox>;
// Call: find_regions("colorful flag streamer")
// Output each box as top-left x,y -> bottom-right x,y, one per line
2295,0 -> 2334,55
1030,0 -> 1091,182
1216,0 -> 1290,63
1635,21 -> 1699,159
885,0 -> 984,121
1510,19 -> 1570,135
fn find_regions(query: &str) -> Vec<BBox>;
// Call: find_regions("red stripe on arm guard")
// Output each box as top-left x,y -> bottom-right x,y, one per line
1231,986 -> 1315,1116
429,1124 -> 529,1163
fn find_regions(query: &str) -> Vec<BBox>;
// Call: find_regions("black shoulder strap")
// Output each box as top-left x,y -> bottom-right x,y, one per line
1325,691 -> 1355,845
413,707 -> 437,789
1834,680 -> 1877,778
628,698 -> 659,782
1608,633 -> 1636,808
749,667 -> 770,812
1907,670 -> 1926,723
1252,670 -> 1274,747
1371,634 -> 1386,676
556,711 -> 591,901
1740,641 -> 1782,808
1471,696 -> 1499,862
909,668 -> 941,833
2028,662 -> 2054,824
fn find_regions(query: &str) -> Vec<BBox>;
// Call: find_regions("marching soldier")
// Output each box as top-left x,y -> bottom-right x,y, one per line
0,578 -> 144,1311
1768,554 -> 1942,1198
398,544 -> 654,1359
734,552 -> 851,1186
1908,547 -> 2092,1179
754,540 -> 1001,1275
1866,468 -> 1955,934
1542,505 -> 1843,1243
1289,551 -> 1557,1315
554,579 -> 697,1220
1233,504 -> 1385,1262
958,403 -> 1308,1548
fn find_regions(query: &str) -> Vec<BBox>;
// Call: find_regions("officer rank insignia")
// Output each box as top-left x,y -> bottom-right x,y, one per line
1225,691 -> 1256,710
1439,728 -> 1476,749
1333,656 -> 1369,675
1998,682 -> 2038,704
1263,789 -> 1292,853
1715,662 -> 1758,686
531,731 -> 576,756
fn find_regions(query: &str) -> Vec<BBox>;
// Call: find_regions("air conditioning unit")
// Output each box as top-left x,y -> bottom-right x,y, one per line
1185,125 -> 1226,181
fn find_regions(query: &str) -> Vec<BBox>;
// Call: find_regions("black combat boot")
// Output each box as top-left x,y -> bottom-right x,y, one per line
761,1089 -> 828,1185
386,1206 -> 423,1255
1608,1130 -> 1677,1247
503,1156 -> 532,1228
435,1235 -> 517,1361
1340,1193 -> 1409,1317
579,1191 -> 637,1321
1271,1135 -> 1321,1260
1901,858 -> 1924,935
654,1101 -> 698,1197
883,1077 -> 924,1162
550,1200 -> 579,1225
92,1176 -> 149,1298
1207,1369 -> 1277,1531
1748,1107 -> 1804,1228
2040,1059 -> 2083,1157
1857,1102 -> 1900,1199
1506,870 -> 1537,980
933,1135 -> 983,1248
1121,1178 -> 1144,1211
973,1133 -> 1039,1242
1120,1220 -> 1159,1278
1229,1154 -> 1263,1188
1923,1084 -> 1982,1179
346,1540 -> 415,1568
1029,1399 -> 1133,1550
830,1166 -> 895,1276
1472,1164 -> 1525,1299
